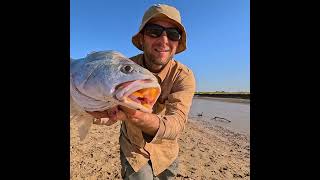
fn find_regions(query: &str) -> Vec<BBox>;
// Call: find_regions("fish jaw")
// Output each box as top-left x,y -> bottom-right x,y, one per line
115,79 -> 161,113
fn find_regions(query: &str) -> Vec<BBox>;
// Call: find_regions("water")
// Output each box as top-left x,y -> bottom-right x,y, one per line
189,97 -> 250,135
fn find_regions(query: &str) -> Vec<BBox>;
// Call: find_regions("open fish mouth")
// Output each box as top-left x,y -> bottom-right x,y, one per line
115,79 -> 161,113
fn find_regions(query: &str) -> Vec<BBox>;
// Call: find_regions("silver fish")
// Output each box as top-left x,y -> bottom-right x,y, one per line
70,50 -> 161,140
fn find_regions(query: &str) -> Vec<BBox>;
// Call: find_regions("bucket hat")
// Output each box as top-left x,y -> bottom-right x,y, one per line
132,4 -> 187,54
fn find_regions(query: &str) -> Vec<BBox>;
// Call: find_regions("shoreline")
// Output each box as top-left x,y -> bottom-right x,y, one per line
193,96 -> 250,104
71,116 -> 250,179
194,93 -> 250,99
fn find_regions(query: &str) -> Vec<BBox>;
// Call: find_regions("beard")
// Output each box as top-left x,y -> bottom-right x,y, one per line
143,44 -> 174,70
143,51 -> 173,73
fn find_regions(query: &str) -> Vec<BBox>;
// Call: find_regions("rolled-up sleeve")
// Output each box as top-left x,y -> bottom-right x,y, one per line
150,69 -> 196,143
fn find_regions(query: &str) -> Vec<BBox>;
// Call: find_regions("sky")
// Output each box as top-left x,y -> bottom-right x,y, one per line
71,0 -> 250,92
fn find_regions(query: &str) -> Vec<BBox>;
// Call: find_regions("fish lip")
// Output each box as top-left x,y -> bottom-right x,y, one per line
114,79 -> 161,112
115,79 -> 160,100
119,99 -> 152,113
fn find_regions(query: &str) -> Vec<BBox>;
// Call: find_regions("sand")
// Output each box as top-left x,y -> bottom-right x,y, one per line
70,117 -> 250,180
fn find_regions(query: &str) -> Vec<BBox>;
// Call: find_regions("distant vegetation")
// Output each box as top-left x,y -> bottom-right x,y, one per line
194,91 -> 250,99
195,91 -> 250,94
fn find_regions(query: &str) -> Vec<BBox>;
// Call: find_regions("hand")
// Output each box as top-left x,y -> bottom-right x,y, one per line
118,105 -> 137,117
118,105 -> 159,136
93,118 -> 117,126
86,106 -> 127,121
118,105 -> 141,124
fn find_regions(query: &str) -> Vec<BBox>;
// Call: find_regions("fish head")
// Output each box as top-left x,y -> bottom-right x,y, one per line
71,50 -> 161,113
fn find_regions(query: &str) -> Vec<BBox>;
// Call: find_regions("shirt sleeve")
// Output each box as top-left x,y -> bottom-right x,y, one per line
148,68 -> 196,143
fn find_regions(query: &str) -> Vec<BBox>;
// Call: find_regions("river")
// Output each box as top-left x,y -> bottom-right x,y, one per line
189,97 -> 250,135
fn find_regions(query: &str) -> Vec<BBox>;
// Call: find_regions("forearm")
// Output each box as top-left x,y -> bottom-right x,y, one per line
131,107 -> 188,141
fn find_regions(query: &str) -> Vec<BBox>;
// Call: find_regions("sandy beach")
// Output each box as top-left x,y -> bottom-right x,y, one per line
70,114 -> 250,179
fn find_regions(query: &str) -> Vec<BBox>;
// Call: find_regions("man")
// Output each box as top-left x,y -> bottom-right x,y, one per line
87,4 -> 196,180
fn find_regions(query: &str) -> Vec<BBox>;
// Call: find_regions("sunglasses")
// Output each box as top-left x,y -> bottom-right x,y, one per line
143,23 -> 181,41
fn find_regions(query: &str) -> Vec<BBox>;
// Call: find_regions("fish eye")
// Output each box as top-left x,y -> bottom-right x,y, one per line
121,65 -> 134,73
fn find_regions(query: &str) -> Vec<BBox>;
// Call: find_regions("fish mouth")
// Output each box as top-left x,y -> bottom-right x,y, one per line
115,79 -> 161,113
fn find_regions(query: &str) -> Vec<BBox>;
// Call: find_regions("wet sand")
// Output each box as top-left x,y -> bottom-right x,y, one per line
70,115 -> 250,179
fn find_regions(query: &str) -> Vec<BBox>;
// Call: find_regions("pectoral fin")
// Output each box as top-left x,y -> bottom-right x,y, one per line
70,95 -> 93,141
77,117 -> 93,141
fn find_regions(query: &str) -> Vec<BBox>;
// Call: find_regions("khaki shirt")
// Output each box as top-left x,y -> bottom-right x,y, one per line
119,54 -> 196,175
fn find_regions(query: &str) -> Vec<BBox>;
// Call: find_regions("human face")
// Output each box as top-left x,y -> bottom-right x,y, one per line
140,20 -> 179,72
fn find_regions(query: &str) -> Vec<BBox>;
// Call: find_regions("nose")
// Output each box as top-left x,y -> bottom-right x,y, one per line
158,31 -> 170,43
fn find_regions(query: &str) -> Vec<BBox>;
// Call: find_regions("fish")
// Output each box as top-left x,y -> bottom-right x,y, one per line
70,50 -> 161,140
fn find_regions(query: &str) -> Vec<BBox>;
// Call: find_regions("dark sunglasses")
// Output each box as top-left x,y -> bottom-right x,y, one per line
143,23 -> 181,41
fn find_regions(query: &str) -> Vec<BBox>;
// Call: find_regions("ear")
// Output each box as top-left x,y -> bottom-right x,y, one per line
139,35 -> 144,46
139,35 -> 144,50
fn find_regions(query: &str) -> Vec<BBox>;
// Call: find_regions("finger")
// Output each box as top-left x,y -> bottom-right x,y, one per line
115,110 -> 128,121
91,110 -> 111,119
107,106 -> 119,119
104,118 -> 118,126
93,118 -> 102,125
87,111 -> 101,118
100,118 -> 110,124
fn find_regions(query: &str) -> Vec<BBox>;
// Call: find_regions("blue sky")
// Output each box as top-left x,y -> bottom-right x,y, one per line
71,0 -> 250,92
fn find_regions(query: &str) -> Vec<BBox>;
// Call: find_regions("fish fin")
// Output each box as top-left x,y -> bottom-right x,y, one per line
77,117 -> 93,141
70,94 -> 93,141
